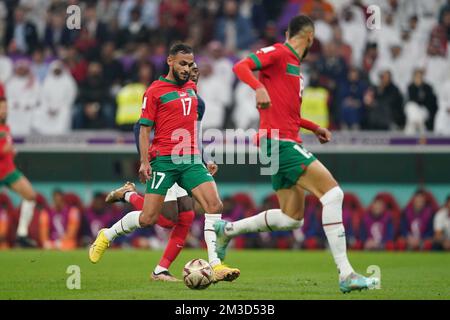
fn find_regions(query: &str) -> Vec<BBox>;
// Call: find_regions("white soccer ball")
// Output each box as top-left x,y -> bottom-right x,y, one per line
182,258 -> 214,290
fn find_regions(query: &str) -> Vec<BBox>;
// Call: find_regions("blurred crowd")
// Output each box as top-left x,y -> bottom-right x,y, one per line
0,188 -> 449,251
0,0 -> 449,135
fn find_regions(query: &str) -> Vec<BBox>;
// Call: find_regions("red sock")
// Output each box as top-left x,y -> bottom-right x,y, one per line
129,193 -> 144,210
129,193 -> 178,228
159,210 -> 195,269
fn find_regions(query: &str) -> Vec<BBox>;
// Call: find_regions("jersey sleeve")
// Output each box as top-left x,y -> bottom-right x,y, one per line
247,45 -> 282,70
139,89 -> 157,127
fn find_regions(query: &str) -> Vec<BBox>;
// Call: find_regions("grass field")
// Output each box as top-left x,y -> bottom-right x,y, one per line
0,249 -> 449,300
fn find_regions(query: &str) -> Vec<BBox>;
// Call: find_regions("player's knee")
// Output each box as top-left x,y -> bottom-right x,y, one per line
319,186 -> 344,206
139,213 -> 158,227
178,210 -> 195,226
204,199 -> 223,214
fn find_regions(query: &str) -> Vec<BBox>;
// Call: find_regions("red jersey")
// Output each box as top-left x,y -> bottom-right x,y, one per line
246,43 -> 312,143
0,124 -> 16,178
139,76 -> 199,159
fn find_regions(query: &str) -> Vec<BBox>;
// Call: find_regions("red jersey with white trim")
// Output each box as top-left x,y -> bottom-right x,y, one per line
0,124 -> 16,178
248,43 -> 306,143
139,76 -> 199,159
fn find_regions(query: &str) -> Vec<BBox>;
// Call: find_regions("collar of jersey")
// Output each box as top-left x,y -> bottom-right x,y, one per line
159,76 -> 179,85
284,42 -> 301,62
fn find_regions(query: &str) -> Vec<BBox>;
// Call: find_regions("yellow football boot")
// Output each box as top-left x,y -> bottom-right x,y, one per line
212,263 -> 240,283
89,228 -> 110,263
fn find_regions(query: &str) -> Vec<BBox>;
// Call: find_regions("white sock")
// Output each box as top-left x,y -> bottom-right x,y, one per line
154,265 -> 168,274
224,209 -> 303,237
17,200 -> 36,237
320,187 -> 354,280
204,213 -> 222,267
104,211 -> 141,241
124,191 -> 136,203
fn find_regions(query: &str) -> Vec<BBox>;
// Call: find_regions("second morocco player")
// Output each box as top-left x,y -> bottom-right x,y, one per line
213,15 -> 379,293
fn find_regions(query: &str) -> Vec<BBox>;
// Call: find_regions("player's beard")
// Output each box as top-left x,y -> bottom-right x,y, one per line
172,69 -> 190,86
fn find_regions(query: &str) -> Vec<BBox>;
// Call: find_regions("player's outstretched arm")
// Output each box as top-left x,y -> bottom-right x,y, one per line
233,59 -> 271,109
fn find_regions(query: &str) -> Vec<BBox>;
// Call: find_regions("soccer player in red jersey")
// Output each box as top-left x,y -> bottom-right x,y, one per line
105,63 -> 218,282
89,44 -> 240,283
213,15 -> 379,293
0,97 -> 38,247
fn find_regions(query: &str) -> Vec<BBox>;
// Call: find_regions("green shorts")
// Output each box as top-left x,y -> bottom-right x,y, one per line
146,155 -> 214,196
260,138 -> 317,191
0,169 -> 23,187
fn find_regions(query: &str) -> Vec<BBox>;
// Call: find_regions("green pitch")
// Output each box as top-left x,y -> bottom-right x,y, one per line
0,249 -> 449,300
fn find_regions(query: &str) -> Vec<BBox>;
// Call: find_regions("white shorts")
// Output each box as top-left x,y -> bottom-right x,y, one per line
164,183 -> 189,202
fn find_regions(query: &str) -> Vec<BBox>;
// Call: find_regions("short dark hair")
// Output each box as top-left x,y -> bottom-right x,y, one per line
288,15 -> 315,38
0,97 -> 6,102
169,43 -> 194,56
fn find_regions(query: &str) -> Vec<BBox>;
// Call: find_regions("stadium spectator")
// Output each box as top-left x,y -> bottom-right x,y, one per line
118,0 -> 160,30
399,190 -> 435,251
30,46 -> 49,83
332,26 -> 352,67
363,70 -> 404,130
34,60 -> 77,135
423,35 -> 450,96
0,49 -> 13,84
232,72 -> 258,129
434,78 -> 450,135
74,3 -> 110,57
433,195 -> 450,251
4,5 -> 38,54
339,4 -> 367,67
118,6 -> 150,48
404,68 -> 438,134
158,0 -> 190,45
39,190 -> 81,250
337,66 -> 367,130
302,195 -> 326,250
74,101 -> 108,130
215,0 -> 255,52
240,0 -> 268,39
76,61 -> 114,128
61,46 -> 88,84
96,0 -> 121,27
115,62 -> 151,130
5,59 -> 40,135
360,198 -> 395,251
43,6 -> 77,53
99,41 -> 125,94
197,57 -> 229,129
301,69 -> 330,129
314,41 -> 348,125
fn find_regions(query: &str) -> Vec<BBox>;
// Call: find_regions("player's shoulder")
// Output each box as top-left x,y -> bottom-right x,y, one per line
255,43 -> 285,55
184,80 -> 197,92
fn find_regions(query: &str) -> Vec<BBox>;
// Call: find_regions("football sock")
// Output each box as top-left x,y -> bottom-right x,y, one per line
320,186 -> 354,280
223,209 -> 303,237
204,213 -> 222,267
104,211 -> 141,241
17,200 -> 36,237
158,210 -> 195,269
154,265 -> 168,274
124,191 -> 137,203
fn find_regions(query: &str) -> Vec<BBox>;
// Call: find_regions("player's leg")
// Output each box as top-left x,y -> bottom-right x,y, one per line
180,160 -> 240,282
89,163 -> 175,263
213,139 -> 308,259
296,160 -> 378,292
8,172 -> 37,247
152,185 -> 192,282
190,181 -> 240,282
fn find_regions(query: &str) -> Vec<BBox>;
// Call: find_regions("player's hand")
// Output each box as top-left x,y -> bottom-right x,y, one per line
206,162 -> 218,176
255,86 -> 271,109
139,162 -> 151,184
314,127 -> 332,144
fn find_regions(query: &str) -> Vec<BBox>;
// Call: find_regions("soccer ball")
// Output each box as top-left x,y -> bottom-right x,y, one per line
182,258 -> 214,290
